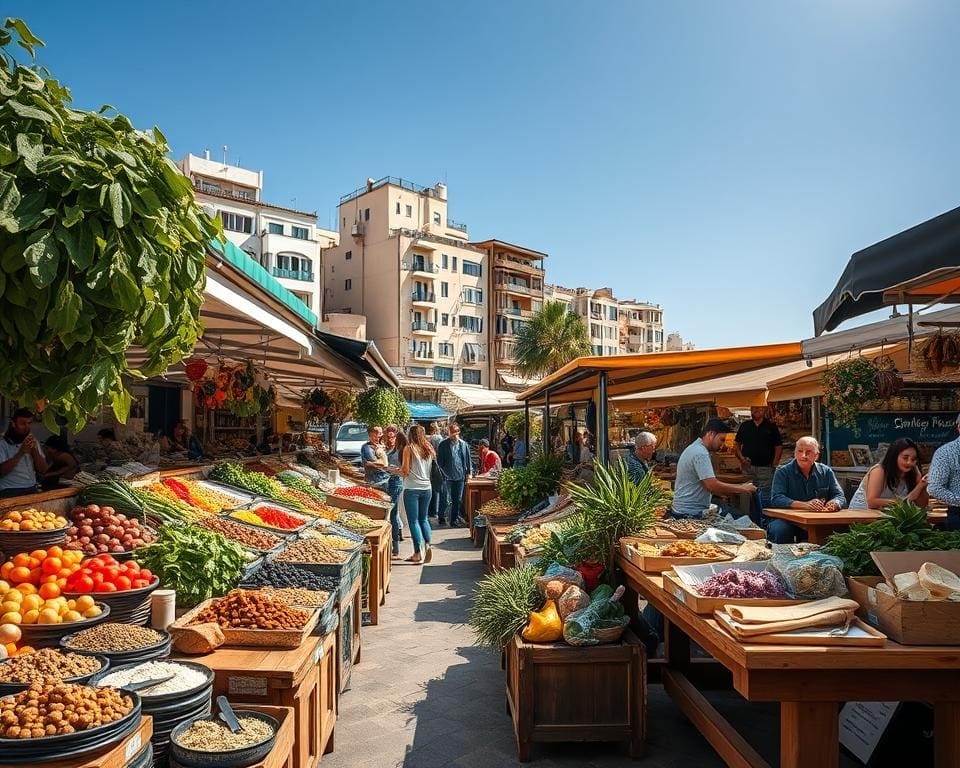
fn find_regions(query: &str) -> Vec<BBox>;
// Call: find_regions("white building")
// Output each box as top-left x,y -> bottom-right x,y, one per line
180,152 -> 336,315
666,332 -> 696,351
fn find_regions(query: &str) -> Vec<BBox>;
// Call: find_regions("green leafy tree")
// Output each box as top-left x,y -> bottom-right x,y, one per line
513,300 -> 591,379
504,411 -> 541,442
0,19 -> 219,430
354,386 -> 410,428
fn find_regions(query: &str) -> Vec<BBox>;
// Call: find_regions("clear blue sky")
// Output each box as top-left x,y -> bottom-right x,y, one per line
12,1 -> 960,348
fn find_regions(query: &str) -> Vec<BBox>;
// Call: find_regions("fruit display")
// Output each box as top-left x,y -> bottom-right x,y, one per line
229,507 -> 307,531
65,505 -> 154,555
0,586 -> 102,626
190,590 -> 311,630
242,563 -> 339,593
276,538 -> 350,564
0,648 -> 102,684
64,555 -> 155,594
0,509 -> 67,532
196,516 -> 284,551
1,546 -> 84,590
62,623 -> 164,653
0,623 -> 22,657
0,681 -> 133,739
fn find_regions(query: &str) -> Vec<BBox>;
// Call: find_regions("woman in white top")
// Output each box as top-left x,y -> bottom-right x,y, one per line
848,438 -> 929,510
396,424 -> 436,564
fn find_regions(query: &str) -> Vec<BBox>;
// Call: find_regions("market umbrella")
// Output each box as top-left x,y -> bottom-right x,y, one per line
813,205 -> 960,336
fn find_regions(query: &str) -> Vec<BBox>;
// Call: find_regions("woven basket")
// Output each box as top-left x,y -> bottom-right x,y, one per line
592,618 -> 630,645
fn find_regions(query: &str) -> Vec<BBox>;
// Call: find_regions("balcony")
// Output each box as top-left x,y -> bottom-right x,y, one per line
411,321 -> 437,335
494,253 -> 545,276
500,281 -> 534,296
411,290 -> 436,305
446,218 -> 468,234
413,348 -> 434,361
403,260 -> 440,275
273,268 -> 315,282
502,307 -> 535,318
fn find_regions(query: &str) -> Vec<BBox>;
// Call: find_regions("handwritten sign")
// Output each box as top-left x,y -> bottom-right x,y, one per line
826,412 -> 957,451
839,701 -> 899,764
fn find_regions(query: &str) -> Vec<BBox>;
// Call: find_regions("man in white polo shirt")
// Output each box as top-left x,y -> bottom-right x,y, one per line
0,408 -> 48,498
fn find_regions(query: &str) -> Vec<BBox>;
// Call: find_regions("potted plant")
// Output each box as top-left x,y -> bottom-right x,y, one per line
821,356 -> 881,430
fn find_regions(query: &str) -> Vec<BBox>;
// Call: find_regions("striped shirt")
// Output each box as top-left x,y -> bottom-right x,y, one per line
928,436 -> 960,506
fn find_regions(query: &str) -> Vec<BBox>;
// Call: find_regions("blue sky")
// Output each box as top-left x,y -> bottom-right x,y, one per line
12,1 -> 960,348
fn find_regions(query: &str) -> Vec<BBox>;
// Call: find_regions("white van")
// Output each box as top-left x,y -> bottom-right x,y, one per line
333,422 -> 368,465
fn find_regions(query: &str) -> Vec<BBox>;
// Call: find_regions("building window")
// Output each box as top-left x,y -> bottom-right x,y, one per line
608,306 -> 618,321
441,313 -> 449,326
462,369 -> 481,385
395,201 -> 401,214
406,205 -> 412,218
442,253 -> 448,270
452,256 -> 458,272
220,211 -> 253,234
462,260 -> 482,277
439,343 -> 453,357
590,323 -> 601,338
292,226 -> 309,240
364,208 -> 370,221
593,345 -> 602,355
462,343 -> 483,363
342,216 -> 346,228
459,315 -> 483,333
432,211 -> 441,225
462,287 -> 483,304
345,250 -> 352,260
267,222 -> 284,235
200,180 -> 221,194
434,366 -> 453,382
345,279 -> 352,290
441,282 -> 449,298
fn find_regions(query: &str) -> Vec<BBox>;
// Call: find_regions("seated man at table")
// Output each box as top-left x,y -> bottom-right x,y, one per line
671,418 -> 756,518
768,436 -> 846,543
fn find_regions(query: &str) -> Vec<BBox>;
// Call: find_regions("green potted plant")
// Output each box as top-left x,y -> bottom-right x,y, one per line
821,356 -> 880,431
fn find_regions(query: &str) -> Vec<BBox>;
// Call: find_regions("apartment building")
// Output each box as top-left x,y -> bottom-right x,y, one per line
322,178 -> 488,386
181,152 -> 336,315
666,332 -> 696,351
619,301 -> 665,354
470,239 -> 547,389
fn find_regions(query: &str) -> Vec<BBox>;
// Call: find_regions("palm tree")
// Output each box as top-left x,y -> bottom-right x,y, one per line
513,301 -> 591,378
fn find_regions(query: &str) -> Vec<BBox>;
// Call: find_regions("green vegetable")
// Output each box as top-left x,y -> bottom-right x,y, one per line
136,524 -> 247,608
822,499 -> 960,576
497,452 -> 562,509
80,479 -> 202,525
0,19 -> 219,431
469,564 -> 541,648
276,471 -> 328,503
563,584 -> 627,642
354,387 -> 410,429
209,463 -> 307,512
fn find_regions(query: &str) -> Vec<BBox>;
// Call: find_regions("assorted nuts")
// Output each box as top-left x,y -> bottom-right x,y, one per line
190,590 -> 310,631
0,682 -> 132,738
0,649 -> 102,684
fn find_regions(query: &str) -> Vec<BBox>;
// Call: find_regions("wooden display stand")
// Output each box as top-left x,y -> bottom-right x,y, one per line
336,576 -> 363,695
466,477 -> 498,540
363,520 -> 392,625
505,630 -> 646,762
484,524 -> 516,572
0,715 -> 154,768
178,633 -> 337,768
221,705 -> 296,768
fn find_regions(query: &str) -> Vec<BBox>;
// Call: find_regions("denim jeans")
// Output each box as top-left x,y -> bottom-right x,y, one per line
404,488 -> 432,554
387,476 -> 403,552
766,518 -> 808,544
430,482 -> 445,520
948,507 -> 960,531
446,479 -> 465,523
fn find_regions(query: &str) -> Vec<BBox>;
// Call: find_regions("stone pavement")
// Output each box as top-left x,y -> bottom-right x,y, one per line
320,527 -> 825,768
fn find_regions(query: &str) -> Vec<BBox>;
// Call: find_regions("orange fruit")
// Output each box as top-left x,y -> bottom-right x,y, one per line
0,563 -> 13,580
3,643 -> 16,657
37,608 -> 59,624
15,584 -> 36,596
11,554 -> 29,569
9,567 -> 30,585
56,578 -> 66,589
20,609 -> 38,625
0,602 -> 19,615
41,557 -> 61,575
20,595 -> 40,612
29,550 -> 46,562
27,567 -> 42,584
46,546 -> 63,559
15,646 -> 34,656
0,612 -> 21,625
38,583 -> 60,600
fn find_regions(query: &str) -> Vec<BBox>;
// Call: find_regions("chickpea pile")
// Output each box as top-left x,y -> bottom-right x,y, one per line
191,589 -> 310,631
0,682 -> 132,739
0,510 -> 67,532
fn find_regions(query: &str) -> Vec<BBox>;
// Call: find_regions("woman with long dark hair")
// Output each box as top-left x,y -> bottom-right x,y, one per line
848,438 -> 929,509
396,424 -> 435,564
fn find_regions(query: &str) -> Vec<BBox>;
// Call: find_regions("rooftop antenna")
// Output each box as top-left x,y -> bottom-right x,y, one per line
222,145 -> 228,168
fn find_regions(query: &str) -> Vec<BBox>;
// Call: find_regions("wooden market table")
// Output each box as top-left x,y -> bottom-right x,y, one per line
763,507 -> 948,544
617,556 -> 960,768
363,520 -> 392,626
465,476 -> 499,531
483,524 -> 517,572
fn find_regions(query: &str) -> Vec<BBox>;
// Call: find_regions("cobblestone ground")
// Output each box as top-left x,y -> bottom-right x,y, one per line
322,527 -> 844,768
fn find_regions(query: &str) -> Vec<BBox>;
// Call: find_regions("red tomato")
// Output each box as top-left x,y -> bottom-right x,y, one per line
75,575 -> 95,593
91,571 -> 104,584
94,582 -> 117,592
105,566 -> 120,581
131,579 -> 149,589
124,560 -> 140,570
139,569 -> 153,581
114,576 -> 131,591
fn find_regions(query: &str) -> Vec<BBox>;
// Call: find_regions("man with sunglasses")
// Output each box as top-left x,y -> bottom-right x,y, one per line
436,423 -> 473,527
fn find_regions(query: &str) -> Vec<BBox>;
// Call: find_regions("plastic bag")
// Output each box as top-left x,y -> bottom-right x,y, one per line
562,585 -> 629,646
770,553 -> 848,599
694,527 -> 747,544
535,563 -> 585,595
557,585 -> 590,620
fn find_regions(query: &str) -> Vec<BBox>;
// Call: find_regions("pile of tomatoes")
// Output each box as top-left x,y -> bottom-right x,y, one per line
64,555 -> 155,594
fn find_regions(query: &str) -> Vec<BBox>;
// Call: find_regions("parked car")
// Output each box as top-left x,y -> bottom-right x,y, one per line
333,421 -> 368,465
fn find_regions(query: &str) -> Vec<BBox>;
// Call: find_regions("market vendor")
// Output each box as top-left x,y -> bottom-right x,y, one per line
40,435 -> 79,489
0,408 -> 48,498
671,418 -> 756,518
734,406 -> 782,509
627,431 -> 657,485
768,436 -> 846,543
477,439 -> 502,475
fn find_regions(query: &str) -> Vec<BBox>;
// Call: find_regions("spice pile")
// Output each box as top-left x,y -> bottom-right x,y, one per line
698,569 -> 786,598
98,661 -> 208,696
0,682 -> 133,738
190,590 -> 310,630
243,563 -> 339,593
197,517 -> 284,551
334,510 -> 380,533
64,623 -> 164,653
303,530 -> 360,550
332,486 -> 391,503
276,539 -> 349,564
175,716 -> 273,752
259,587 -> 330,609
0,649 -> 102,684
230,507 -> 305,531
477,499 -> 521,520
0,509 -> 67,532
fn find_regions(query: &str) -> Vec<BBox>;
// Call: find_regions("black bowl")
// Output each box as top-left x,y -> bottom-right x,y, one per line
169,710 -> 279,768
63,577 -> 159,625
127,741 -> 154,768
90,659 -> 214,704
0,654 -> 109,696
60,627 -> 171,665
0,526 -> 68,558
18,603 -> 111,649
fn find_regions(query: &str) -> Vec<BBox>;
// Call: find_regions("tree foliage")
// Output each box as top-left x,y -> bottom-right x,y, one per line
354,386 -> 410,428
503,411 -> 541,442
512,300 -> 591,379
0,19 -> 220,430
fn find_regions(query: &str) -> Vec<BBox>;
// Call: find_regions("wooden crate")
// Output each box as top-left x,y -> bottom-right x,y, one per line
618,537 -> 734,573
171,598 -> 321,649
661,571 -> 808,615
363,521 -> 392,625
0,715 -> 153,768
336,576 -> 362,695
325,494 -> 390,520
176,633 -> 336,768
485,525 -> 517,572
505,630 -> 646,762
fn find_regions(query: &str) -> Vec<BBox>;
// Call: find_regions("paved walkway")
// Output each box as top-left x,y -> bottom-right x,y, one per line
322,527 -> 794,767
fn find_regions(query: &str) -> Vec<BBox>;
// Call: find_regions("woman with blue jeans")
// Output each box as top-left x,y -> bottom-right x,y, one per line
395,424 -> 435,564
384,426 -> 406,557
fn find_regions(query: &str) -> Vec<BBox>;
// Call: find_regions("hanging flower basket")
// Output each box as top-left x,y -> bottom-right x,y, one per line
821,357 -> 880,430
303,388 -> 334,423
185,358 -> 208,382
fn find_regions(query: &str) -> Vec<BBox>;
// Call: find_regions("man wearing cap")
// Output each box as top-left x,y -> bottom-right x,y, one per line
927,414 -> 960,530
671,418 -> 757,518
477,439 -> 502,475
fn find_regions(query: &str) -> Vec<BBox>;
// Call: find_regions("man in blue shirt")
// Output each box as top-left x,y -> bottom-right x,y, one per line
0,408 -> 48,498
768,436 -> 846,543
436,423 -> 473,527
360,426 -> 390,489
627,432 -> 657,485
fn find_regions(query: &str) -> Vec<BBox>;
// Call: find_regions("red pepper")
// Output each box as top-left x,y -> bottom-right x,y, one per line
162,478 -> 194,504
254,506 -> 302,530
574,561 -> 605,592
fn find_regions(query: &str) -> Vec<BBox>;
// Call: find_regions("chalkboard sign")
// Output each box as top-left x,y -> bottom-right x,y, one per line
826,412 -> 957,452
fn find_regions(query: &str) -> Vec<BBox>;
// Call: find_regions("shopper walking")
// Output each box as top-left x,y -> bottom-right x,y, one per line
437,423 -> 473,527
426,422 -> 445,521
394,425 -> 435,564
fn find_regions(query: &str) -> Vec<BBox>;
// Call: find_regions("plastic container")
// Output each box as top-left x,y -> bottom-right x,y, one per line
151,588 -> 177,630
169,709 -> 279,768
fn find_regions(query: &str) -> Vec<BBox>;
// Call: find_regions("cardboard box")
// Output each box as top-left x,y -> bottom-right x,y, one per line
847,551 -> 960,646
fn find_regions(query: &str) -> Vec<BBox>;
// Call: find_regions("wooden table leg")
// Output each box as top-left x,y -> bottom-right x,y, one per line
805,526 -> 826,545
934,702 -> 960,768
780,701 -> 838,768
621,582 -> 640,626
664,618 -> 690,670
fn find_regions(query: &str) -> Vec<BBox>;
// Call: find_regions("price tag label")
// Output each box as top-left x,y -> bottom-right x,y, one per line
672,587 -> 685,604
124,732 -> 142,761
228,676 -> 268,697
867,611 -> 879,628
